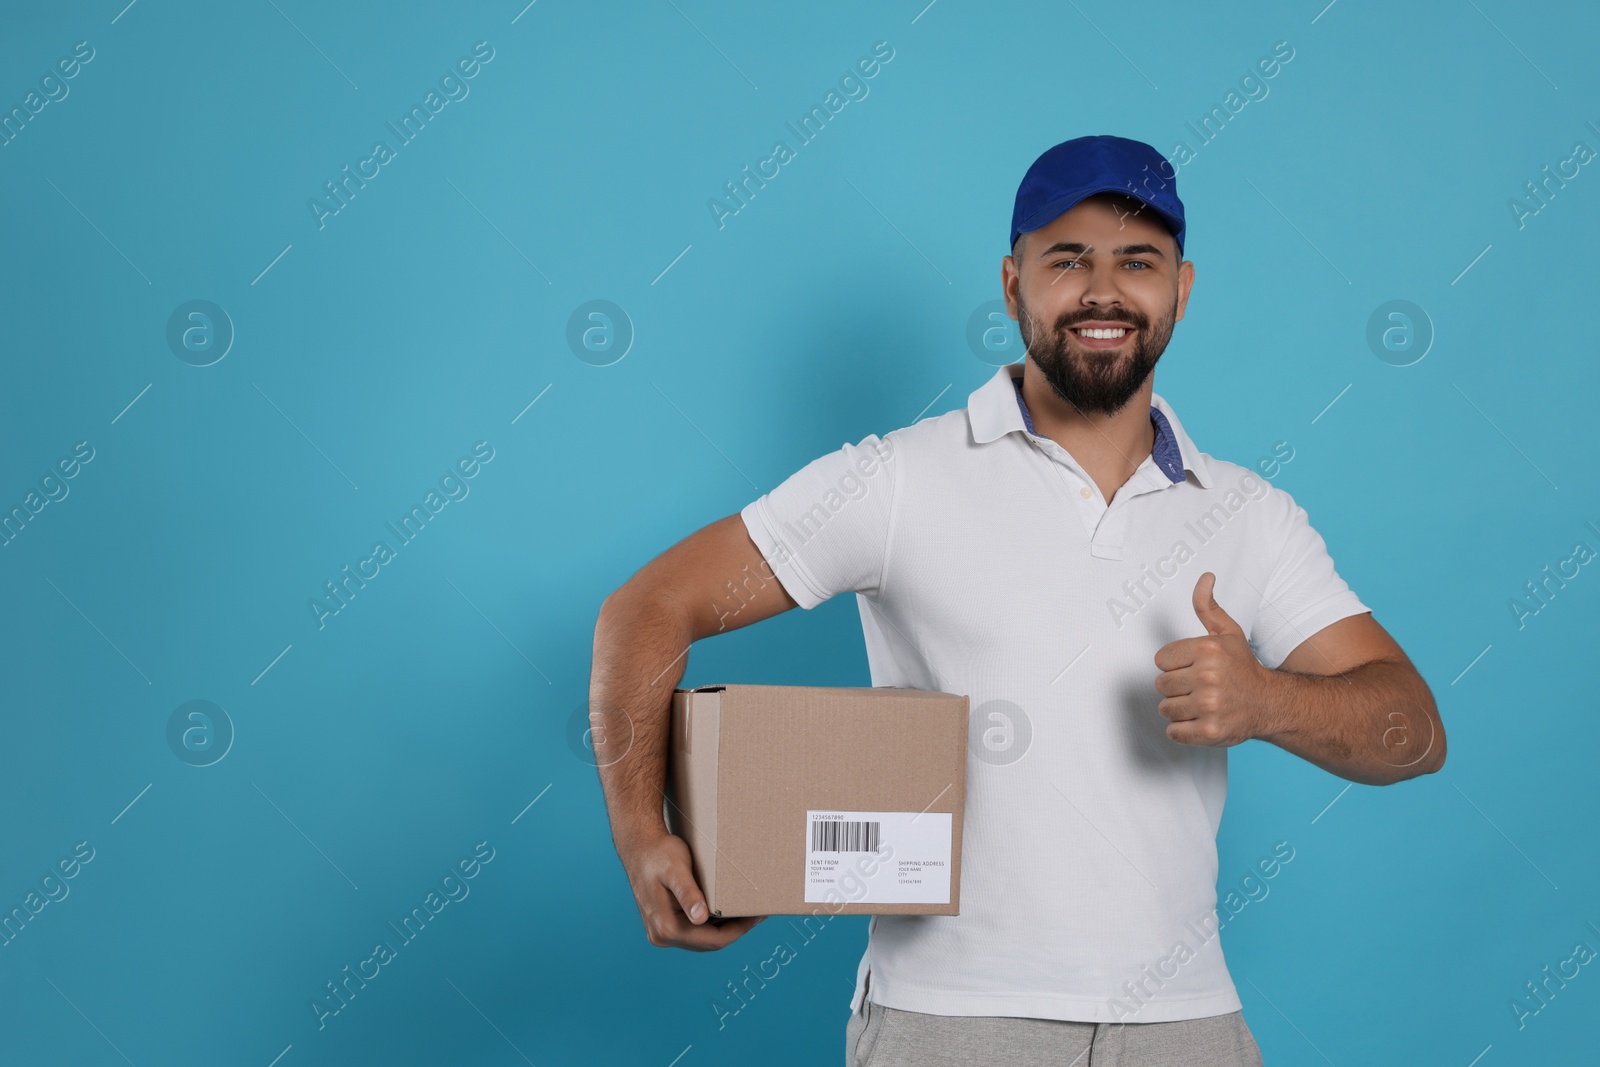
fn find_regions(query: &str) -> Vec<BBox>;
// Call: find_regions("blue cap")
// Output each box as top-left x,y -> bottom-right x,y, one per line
1010,135 -> 1185,257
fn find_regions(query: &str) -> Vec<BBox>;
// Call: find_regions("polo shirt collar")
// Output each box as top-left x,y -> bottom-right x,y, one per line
967,362 -> 1213,489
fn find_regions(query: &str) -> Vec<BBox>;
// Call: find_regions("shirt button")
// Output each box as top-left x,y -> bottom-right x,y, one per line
1078,486 -> 1092,499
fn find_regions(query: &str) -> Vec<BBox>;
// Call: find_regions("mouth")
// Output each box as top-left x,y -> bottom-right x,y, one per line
1068,325 -> 1135,348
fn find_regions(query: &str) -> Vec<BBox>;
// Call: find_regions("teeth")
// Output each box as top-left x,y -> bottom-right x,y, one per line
1074,328 -> 1128,339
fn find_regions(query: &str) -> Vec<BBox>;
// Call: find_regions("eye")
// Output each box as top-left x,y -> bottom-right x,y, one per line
1052,259 -> 1082,269
1124,260 -> 1151,270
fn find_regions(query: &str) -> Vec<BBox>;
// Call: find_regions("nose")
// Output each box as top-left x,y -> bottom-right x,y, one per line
1080,273 -> 1129,313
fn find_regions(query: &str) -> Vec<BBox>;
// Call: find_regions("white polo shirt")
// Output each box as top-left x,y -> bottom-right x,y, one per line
739,361 -> 1370,1023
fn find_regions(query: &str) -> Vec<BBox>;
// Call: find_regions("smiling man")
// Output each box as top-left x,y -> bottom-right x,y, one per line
590,134 -> 1445,1067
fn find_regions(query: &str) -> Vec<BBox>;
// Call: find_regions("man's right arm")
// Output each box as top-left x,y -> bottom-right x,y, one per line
590,512 -> 798,950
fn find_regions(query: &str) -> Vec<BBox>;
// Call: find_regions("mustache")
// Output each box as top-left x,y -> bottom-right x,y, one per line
1056,312 -> 1143,330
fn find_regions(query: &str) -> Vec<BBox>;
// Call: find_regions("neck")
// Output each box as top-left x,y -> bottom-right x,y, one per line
1019,360 -> 1156,490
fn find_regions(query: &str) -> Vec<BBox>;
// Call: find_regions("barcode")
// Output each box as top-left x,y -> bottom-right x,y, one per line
810,818 -> 880,853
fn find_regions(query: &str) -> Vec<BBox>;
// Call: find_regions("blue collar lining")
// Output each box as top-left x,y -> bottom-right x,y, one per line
1011,374 -> 1185,484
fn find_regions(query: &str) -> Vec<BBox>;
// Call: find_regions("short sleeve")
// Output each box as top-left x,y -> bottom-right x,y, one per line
738,431 -> 900,610
1248,486 -> 1371,671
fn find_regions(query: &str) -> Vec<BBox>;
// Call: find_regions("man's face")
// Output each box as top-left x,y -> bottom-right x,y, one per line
1003,193 -> 1193,416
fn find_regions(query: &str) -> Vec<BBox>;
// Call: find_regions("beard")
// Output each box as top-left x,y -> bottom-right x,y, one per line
1016,288 -> 1177,416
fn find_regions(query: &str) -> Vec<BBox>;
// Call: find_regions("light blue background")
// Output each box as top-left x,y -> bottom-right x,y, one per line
1,1 -> 1596,1064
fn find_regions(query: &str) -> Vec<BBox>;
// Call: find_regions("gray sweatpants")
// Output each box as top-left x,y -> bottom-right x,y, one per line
845,992 -> 1265,1066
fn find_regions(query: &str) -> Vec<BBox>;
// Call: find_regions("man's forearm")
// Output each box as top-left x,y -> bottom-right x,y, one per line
589,591 -> 694,849
1252,658 -> 1444,786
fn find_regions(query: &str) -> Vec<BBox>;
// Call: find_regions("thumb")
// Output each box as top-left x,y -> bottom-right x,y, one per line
666,868 -> 710,924
1193,572 -> 1244,637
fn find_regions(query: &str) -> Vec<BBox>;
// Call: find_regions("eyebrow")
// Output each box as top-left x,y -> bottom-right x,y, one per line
1038,241 -> 1166,260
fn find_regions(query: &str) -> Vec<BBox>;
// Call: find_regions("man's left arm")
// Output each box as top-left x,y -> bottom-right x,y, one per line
1154,571 -> 1446,786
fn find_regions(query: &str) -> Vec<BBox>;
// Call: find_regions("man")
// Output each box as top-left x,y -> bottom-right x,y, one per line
590,134 -> 1445,1066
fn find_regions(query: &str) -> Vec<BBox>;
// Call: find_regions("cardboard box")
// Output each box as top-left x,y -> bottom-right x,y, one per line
664,683 -> 968,918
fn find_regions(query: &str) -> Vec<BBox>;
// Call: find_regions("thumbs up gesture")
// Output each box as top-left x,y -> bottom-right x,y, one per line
1152,572 -> 1271,748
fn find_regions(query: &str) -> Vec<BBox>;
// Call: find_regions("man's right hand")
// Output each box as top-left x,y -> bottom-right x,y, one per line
620,829 -> 769,951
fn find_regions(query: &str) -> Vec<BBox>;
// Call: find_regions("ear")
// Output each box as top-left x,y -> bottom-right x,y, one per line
1174,258 -> 1195,325
1001,252 -> 1021,320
